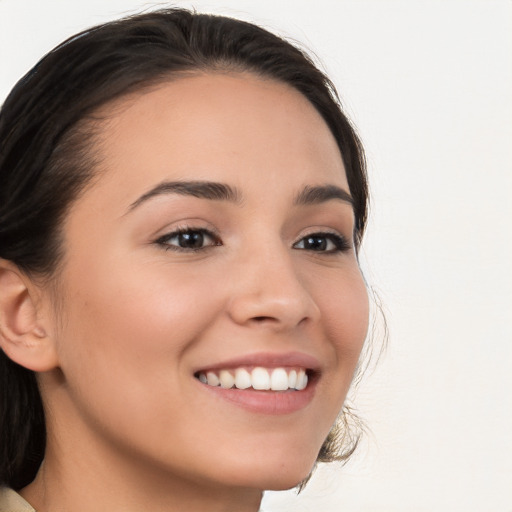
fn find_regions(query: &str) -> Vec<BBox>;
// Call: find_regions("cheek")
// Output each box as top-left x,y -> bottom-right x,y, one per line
54,258 -> 223,397
316,267 -> 369,353
51,260 -> 229,458
310,265 -> 369,397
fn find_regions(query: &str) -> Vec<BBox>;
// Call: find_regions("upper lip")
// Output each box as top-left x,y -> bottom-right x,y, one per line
193,351 -> 322,373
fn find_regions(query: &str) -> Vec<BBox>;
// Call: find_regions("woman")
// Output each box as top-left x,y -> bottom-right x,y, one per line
0,8 -> 369,511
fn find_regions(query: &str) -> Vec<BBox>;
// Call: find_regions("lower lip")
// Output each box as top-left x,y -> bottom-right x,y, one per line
196,376 -> 318,415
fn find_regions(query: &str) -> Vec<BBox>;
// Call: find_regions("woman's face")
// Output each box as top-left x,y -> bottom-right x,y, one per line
42,73 -> 369,491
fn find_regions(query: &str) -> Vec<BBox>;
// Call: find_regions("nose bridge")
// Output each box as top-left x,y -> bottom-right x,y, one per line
227,237 -> 320,328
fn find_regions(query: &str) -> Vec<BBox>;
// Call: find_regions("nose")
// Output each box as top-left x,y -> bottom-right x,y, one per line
226,244 -> 321,330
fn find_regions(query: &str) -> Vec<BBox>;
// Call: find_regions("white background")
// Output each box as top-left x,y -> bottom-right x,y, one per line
1,1 -> 511,510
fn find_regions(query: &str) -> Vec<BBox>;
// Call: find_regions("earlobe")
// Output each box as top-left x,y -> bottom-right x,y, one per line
0,259 -> 59,372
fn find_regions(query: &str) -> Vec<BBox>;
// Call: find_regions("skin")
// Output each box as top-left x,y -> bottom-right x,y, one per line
20,73 -> 369,512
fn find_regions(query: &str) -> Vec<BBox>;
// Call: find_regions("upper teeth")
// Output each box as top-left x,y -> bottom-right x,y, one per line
197,367 -> 308,391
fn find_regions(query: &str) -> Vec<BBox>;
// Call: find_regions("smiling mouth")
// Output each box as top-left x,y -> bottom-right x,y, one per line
195,367 -> 309,391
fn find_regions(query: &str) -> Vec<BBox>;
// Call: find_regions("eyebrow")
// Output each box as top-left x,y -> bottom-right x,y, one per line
128,180 -> 242,211
127,180 -> 353,212
293,184 -> 354,207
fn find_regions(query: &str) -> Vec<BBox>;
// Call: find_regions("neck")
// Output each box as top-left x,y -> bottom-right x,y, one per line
21,435 -> 263,512
21,375 -> 264,512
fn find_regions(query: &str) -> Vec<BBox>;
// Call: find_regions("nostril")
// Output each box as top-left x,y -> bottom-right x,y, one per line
252,316 -> 275,322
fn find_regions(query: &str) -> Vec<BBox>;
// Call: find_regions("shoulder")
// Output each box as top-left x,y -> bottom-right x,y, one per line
0,487 -> 35,512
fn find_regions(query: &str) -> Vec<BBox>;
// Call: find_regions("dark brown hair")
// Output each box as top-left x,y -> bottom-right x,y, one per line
0,8 -> 368,490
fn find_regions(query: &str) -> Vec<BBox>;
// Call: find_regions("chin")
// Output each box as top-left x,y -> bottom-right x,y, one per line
261,472 -> 313,492
216,444 -> 320,492
227,469 -> 313,492
252,464 -> 315,491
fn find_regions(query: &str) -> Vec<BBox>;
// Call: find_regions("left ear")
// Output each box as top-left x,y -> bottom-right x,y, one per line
0,259 -> 59,372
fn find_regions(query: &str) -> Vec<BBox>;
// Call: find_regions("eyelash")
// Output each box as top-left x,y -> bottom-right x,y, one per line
154,227 -> 351,254
155,227 -> 221,253
292,232 -> 351,253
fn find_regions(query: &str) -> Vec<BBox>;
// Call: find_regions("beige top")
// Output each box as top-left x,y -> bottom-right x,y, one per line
0,486 -> 268,511
0,488 -> 35,512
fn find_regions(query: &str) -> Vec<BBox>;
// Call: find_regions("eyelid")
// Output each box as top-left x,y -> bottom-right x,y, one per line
154,224 -> 222,252
152,219 -> 219,241
293,229 -> 352,252
295,227 -> 350,242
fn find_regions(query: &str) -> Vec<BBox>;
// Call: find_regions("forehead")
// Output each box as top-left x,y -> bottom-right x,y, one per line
87,72 -> 349,205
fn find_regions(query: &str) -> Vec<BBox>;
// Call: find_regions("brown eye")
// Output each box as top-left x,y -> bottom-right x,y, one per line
302,235 -> 329,251
156,228 -> 220,251
176,231 -> 206,249
293,232 -> 350,253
